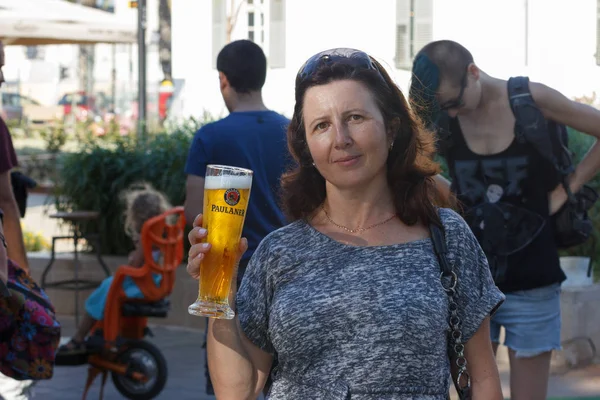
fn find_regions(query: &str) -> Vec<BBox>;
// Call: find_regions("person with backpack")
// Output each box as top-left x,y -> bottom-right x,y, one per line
409,40 -> 600,400
0,208 -> 61,400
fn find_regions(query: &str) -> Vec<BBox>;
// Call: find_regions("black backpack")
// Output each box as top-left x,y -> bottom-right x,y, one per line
507,76 -> 598,249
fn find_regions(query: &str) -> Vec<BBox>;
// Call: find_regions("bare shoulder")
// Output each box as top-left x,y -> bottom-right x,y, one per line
528,80 -> 567,109
529,80 -> 600,135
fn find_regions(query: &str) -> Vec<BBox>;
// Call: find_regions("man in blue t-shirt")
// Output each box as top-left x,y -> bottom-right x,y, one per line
184,39 -> 289,394
184,39 -> 289,271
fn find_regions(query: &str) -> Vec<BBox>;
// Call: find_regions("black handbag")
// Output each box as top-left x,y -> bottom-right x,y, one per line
430,222 -> 472,400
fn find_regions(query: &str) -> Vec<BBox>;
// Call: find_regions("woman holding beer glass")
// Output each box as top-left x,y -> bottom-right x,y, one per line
187,49 -> 505,399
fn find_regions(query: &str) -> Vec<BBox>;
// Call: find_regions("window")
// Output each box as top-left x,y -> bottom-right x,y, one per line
2,94 -> 20,107
24,46 -> 44,60
247,1 -> 265,46
212,0 -> 227,68
395,0 -> 432,70
269,0 -> 286,68
212,0 -> 286,68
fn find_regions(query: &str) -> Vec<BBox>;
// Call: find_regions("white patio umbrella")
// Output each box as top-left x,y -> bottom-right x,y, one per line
0,0 -> 136,45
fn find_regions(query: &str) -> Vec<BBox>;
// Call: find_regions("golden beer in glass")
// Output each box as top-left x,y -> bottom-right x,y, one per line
188,165 -> 253,319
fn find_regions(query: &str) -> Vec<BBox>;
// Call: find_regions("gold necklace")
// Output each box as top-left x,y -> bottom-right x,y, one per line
321,205 -> 397,234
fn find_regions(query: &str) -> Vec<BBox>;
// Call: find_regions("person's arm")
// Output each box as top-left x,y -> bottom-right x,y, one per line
461,317 -> 503,400
184,175 -> 205,227
531,82 -> 600,213
187,216 -> 273,399
0,222 -> 8,285
208,286 -> 273,399
127,240 -> 145,268
0,172 -> 28,272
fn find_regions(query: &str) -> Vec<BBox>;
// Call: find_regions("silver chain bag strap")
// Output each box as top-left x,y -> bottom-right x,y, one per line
429,221 -> 472,400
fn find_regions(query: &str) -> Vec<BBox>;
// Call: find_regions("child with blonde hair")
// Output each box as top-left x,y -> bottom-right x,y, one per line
59,183 -> 171,354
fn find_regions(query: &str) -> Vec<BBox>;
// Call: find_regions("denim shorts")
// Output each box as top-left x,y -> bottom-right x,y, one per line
490,283 -> 562,358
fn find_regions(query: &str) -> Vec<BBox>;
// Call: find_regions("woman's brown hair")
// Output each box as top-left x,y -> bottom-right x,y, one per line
281,52 -> 451,227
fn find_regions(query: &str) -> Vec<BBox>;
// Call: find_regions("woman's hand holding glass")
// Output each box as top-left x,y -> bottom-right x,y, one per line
186,213 -> 248,298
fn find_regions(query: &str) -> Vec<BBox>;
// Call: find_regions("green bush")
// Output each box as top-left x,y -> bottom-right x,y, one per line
559,128 -> 600,279
40,122 -> 68,153
52,117 -> 206,255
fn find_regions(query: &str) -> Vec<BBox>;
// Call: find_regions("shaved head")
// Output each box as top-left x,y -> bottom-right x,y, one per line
416,40 -> 474,87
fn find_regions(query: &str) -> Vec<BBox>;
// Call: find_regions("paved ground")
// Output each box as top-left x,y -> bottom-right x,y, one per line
26,316 -> 599,400
33,317 -> 218,400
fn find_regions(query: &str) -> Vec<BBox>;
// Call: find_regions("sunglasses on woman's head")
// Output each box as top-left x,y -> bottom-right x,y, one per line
296,48 -> 383,83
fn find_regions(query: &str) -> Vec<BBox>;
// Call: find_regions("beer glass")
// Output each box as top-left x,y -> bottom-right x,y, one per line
188,165 -> 253,319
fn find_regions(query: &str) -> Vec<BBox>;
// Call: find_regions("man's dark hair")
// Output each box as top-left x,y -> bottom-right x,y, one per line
415,40 -> 474,87
408,40 -> 474,126
217,40 -> 267,93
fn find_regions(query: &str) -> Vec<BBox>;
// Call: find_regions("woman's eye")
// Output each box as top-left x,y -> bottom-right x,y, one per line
315,122 -> 329,131
349,114 -> 363,122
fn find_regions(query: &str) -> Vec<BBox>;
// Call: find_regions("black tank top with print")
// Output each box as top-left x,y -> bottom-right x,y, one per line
444,118 -> 566,293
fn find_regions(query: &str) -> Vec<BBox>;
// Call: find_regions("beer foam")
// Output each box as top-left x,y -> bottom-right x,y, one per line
204,175 -> 252,190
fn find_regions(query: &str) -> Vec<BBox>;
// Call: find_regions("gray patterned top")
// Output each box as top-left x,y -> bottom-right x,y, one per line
237,208 -> 505,399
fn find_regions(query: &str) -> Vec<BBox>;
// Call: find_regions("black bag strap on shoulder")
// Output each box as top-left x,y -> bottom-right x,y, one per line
429,221 -> 471,400
507,76 -> 575,191
507,76 -> 534,144
430,222 -> 452,277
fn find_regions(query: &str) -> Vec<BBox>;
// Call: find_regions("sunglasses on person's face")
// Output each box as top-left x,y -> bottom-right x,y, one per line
296,48 -> 384,84
439,66 -> 470,111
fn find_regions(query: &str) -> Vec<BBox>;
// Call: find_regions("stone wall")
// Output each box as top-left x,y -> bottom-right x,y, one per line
552,284 -> 600,371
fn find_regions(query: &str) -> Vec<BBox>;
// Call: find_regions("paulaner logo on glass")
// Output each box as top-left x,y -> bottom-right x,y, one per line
210,188 -> 246,216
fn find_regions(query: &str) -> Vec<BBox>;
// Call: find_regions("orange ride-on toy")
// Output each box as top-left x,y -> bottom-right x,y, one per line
55,207 -> 186,400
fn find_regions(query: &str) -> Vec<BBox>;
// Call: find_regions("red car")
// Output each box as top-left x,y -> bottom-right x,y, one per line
58,92 -> 96,122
